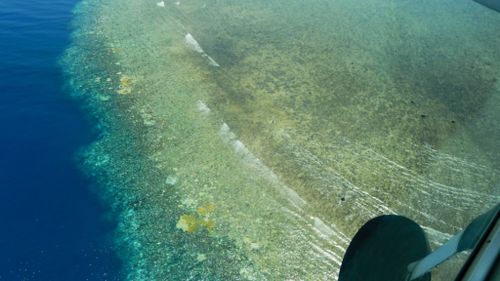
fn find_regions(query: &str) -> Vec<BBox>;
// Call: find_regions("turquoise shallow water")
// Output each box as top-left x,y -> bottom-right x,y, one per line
63,0 -> 500,279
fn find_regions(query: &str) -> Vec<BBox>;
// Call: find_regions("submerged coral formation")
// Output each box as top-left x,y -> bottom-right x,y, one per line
117,74 -> 133,95
62,0 -> 500,279
176,204 -> 216,233
176,214 -> 199,233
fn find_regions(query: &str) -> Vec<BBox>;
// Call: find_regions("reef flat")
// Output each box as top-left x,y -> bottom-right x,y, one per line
63,0 -> 500,280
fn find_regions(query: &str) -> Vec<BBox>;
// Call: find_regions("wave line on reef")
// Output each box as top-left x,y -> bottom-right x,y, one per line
193,100 -> 352,274
218,121 -> 307,208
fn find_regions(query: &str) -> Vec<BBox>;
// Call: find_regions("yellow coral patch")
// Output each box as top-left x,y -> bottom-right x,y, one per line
176,214 -> 199,233
117,74 -> 133,95
196,203 -> 216,216
176,205 -> 217,234
120,75 -> 132,86
201,219 -> 215,232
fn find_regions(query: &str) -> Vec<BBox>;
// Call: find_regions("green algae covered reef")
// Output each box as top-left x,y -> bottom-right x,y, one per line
63,0 -> 500,279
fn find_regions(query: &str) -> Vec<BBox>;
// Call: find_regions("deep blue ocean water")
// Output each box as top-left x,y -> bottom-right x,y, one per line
0,1 -> 120,280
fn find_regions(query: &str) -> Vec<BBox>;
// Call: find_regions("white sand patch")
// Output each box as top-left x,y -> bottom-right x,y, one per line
184,33 -> 220,67
196,100 -> 211,115
184,33 -> 204,53
205,55 -> 220,67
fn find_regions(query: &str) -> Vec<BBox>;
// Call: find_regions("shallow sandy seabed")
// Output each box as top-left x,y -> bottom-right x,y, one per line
62,0 -> 500,280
